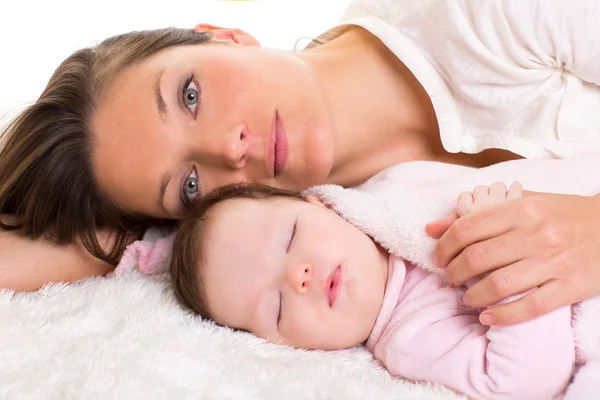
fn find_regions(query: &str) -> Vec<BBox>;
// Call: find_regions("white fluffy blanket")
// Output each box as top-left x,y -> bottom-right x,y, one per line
0,275 -> 461,399
2,156 -> 600,399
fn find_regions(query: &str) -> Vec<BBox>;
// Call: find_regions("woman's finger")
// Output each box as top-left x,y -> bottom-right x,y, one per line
488,182 -> 507,200
472,185 -> 489,203
434,202 -> 519,268
444,228 -> 524,285
425,213 -> 458,240
478,280 -> 566,326
462,257 -> 548,308
456,191 -> 474,217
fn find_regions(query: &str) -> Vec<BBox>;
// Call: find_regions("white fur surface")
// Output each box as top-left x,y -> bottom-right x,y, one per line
0,273 -> 462,400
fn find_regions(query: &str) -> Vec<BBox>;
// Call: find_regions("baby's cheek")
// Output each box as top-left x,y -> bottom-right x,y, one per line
280,313 -> 334,350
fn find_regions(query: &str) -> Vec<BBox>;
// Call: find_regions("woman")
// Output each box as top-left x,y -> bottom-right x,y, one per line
2,0 -> 600,327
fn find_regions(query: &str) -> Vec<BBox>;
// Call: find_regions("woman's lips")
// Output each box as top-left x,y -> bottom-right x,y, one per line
273,112 -> 289,177
324,266 -> 342,307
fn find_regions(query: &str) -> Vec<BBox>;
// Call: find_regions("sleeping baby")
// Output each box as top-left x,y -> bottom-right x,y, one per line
169,163 -> 579,400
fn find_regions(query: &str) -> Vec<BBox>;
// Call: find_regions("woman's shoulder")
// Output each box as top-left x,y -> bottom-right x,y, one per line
305,0 -> 439,50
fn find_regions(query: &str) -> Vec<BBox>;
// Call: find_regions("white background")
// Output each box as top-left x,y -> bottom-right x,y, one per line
0,0 -> 352,128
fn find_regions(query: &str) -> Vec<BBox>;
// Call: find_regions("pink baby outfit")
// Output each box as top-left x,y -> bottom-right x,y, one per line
366,256 -> 574,399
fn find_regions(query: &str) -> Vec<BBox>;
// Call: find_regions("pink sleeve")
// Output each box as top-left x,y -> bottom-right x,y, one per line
374,304 -> 574,399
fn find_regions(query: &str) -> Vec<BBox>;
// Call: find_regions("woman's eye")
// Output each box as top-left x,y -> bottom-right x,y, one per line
181,168 -> 199,205
182,77 -> 200,117
286,219 -> 297,253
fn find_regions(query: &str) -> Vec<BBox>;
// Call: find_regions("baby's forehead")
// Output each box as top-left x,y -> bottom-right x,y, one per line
210,195 -> 303,215
202,196 -> 292,234
200,195 -> 309,253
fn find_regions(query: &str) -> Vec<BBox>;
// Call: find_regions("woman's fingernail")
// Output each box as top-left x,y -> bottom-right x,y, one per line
479,312 -> 495,326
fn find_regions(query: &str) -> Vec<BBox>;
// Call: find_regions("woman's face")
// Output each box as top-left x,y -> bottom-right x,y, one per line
91,41 -> 334,219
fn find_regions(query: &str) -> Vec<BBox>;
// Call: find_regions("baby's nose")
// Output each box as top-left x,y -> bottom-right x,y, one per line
286,262 -> 313,294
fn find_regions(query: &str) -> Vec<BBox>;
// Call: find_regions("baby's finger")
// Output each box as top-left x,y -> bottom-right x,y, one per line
489,182 -> 507,200
507,181 -> 523,200
456,191 -> 474,217
472,185 -> 489,202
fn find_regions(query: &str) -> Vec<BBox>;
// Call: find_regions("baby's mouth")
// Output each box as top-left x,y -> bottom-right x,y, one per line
324,266 -> 342,307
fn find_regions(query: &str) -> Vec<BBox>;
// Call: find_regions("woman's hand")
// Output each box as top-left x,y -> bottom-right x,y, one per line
426,191 -> 600,326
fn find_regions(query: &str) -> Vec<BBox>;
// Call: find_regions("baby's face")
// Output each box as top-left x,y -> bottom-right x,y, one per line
200,196 -> 389,350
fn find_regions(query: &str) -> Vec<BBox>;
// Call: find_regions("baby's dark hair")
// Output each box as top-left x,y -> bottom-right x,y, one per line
170,183 -> 304,319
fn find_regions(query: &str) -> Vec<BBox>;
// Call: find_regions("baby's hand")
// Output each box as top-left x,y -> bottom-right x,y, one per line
456,182 -> 523,218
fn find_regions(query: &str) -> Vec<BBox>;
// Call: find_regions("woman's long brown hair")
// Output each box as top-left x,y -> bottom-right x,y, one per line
0,28 -> 212,265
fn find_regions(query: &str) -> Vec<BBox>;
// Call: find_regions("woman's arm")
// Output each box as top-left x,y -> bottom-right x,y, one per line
0,224 -> 114,292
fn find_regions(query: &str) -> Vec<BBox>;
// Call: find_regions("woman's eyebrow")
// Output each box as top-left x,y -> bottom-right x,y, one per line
155,68 -> 169,124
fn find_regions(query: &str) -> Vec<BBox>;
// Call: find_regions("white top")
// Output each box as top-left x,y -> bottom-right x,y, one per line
310,0 -> 600,159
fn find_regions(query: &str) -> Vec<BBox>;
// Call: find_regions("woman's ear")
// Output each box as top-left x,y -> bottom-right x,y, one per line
193,23 -> 261,47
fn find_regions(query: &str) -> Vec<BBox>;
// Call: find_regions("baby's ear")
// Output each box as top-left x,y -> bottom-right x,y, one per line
304,195 -> 329,208
193,23 -> 261,47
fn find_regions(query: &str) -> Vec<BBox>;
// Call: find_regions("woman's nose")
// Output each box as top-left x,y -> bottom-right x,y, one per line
286,262 -> 313,294
223,127 -> 249,169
